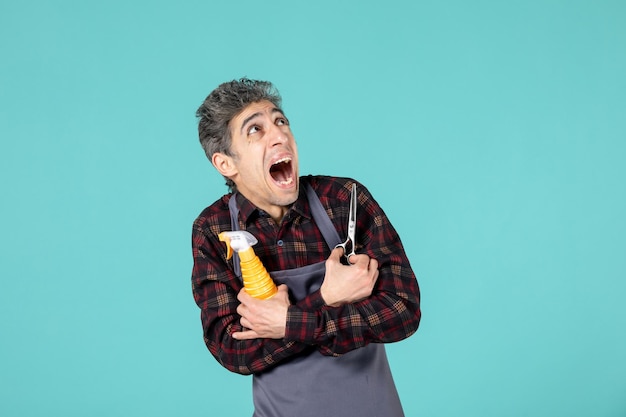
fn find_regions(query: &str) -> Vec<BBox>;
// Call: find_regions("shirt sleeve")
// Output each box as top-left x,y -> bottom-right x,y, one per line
283,181 -> 421,356
191,220 -> 309,375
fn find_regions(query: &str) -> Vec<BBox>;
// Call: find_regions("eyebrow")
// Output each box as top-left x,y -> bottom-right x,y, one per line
240,107 -> 286,134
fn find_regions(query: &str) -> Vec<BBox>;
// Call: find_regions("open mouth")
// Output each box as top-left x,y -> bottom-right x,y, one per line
269,157 -> 294,186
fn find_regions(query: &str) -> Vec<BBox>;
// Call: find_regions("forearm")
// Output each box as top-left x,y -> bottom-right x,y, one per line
285,258 -> 421,356
201,302 -> 308,374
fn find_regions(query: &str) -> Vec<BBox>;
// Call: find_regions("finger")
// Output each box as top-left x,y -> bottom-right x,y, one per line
276,284 -> 290,299
368,257 -> 379,271
232,330 -> 259,340
348,253 -> 363,265
240,316 -> 252,329
237,288 -> 252,303
349,253 -> 370,267
369,265 -> 379,287
236,303 -> 246,317
327,247 -> 345,264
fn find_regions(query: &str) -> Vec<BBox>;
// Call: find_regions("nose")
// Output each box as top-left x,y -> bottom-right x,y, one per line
268,123 -> 288,147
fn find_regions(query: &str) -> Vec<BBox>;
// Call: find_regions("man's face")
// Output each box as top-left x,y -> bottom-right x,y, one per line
226,100 -> 299,220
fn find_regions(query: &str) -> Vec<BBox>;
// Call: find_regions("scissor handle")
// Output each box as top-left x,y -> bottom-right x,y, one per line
335,240 -> 355,264
335,182 -> 358,264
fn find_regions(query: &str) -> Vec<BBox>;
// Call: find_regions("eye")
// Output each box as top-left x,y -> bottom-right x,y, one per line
276,117 -> 289,126
247,124 -> 261,135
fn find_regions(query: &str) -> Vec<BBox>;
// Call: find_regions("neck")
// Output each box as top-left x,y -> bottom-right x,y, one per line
267,206 -> 289,225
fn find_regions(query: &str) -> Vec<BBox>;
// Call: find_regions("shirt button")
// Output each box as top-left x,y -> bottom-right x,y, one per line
277,240 -> 284,247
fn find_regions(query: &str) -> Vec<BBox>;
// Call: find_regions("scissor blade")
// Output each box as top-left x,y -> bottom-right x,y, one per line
347,183 -> 357,246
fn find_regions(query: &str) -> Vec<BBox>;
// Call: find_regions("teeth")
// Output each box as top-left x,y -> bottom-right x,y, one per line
273,157 -> 291,165
277,177 -> 294,186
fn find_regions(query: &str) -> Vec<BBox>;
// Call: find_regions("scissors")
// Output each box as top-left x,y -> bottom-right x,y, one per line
335,183 -> 357,263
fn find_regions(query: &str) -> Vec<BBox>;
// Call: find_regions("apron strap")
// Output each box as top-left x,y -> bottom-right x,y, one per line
227,183 -> 341,279
305,183 -> 342,249
227,193 -> 242,278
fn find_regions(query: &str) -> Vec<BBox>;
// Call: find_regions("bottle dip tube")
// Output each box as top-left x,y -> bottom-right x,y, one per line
218,231 -> 278,299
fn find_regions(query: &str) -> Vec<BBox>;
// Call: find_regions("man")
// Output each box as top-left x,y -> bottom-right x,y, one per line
191,78 -> 421,417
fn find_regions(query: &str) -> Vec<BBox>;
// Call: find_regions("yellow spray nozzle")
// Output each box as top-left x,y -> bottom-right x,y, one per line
218,232 -> 233,260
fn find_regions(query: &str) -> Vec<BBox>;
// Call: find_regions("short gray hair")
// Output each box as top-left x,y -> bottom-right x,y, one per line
196,78 -> 282,191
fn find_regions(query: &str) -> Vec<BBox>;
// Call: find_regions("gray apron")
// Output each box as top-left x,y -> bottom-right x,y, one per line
229,185 -> 404,417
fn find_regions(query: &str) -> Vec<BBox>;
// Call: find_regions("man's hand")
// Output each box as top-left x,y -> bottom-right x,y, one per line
232,284 -> 290,340
320,247 -> 379,307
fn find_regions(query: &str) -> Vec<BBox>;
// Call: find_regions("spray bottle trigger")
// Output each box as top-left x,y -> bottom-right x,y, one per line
218,232 -> 234,260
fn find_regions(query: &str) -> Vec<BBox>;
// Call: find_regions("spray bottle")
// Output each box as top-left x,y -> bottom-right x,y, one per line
218,231 -> 278,299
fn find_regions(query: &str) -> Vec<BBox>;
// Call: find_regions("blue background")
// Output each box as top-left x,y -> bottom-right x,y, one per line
1,1 -> 625,416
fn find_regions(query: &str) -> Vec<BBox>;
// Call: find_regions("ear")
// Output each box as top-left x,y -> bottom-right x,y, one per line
212,152 -> 238,178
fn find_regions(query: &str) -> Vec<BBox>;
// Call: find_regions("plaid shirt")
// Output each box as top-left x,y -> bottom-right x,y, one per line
191,175 -> 421,375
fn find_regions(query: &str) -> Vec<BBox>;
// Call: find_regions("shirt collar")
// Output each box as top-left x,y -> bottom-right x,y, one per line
234,180 -> 312,224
